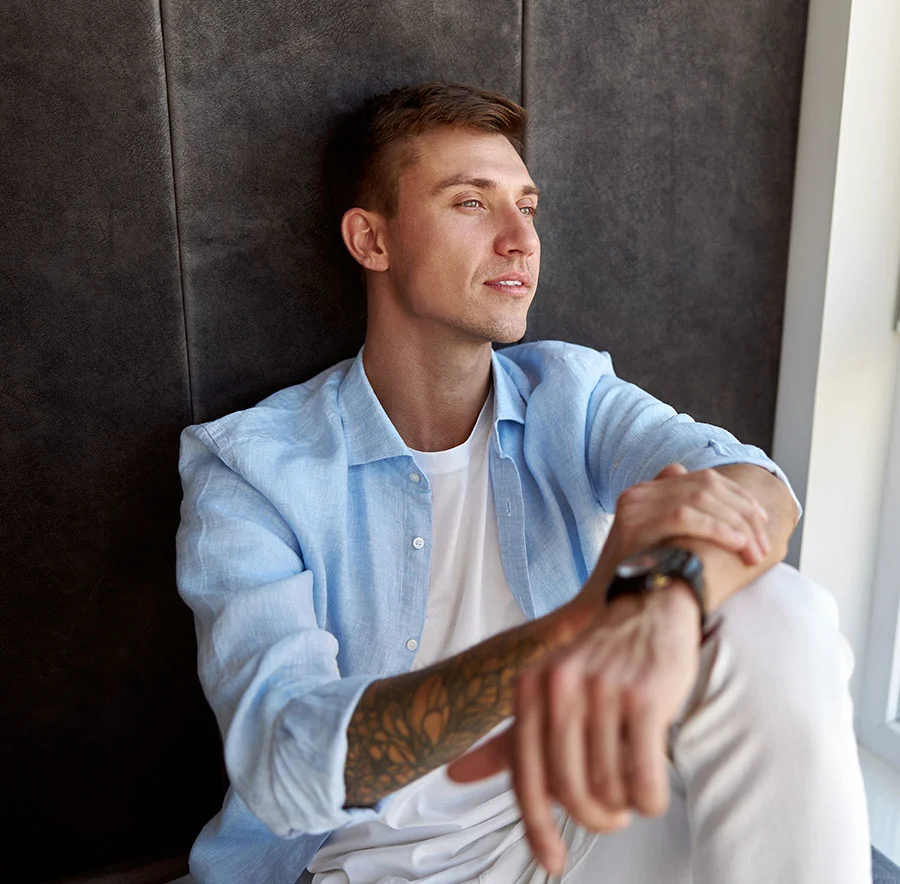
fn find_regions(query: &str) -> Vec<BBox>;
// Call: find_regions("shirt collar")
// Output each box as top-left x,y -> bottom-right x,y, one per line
491,346 -> 527,428
339,345 -> 526,466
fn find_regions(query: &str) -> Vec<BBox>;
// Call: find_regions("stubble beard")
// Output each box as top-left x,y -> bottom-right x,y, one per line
448,309 -> 529,346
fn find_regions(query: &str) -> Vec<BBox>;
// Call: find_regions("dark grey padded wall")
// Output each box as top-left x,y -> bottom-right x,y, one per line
523,0 -> 808,449
162,0 -> 522,423
0,3 -> 220,881
1,1 -> 816,882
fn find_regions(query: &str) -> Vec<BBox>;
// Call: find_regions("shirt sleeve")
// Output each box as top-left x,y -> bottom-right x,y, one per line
176,425 -> 388,838
584,371 -> 802,519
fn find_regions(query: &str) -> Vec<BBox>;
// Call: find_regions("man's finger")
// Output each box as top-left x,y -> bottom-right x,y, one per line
588,677 -> 628,812
513,667 -> 567,876
685,497 -> 764,564
545,662 -> 630,833
446,729 -> 512,783
623,692 -> 670,818
640,498 -> 757,563
636,466 -> 768,564
706,472 -> 771,559
639,480 -> 766,563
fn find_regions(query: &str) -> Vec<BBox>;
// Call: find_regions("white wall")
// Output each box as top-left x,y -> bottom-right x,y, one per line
774,0 -> 900,712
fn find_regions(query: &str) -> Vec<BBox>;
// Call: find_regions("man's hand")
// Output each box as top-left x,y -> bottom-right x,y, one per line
346,460 -> 792,873
602,463 -> 771,571
448,585 -> 701,875
446,462 -> 773,874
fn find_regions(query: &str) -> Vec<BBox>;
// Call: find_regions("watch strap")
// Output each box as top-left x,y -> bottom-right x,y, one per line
606,546 -> 707,631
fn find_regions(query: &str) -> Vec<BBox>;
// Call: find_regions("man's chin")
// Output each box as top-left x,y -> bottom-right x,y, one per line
492,328 -> 527,345
490,319 -> 528,346
448,315 -> 528,347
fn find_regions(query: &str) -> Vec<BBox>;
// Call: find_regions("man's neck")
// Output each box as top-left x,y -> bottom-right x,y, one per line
362,330 -> 493,452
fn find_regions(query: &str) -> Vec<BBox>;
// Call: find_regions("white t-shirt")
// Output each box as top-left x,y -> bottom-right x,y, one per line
407,389 -> 526,670
309,390 -> 546,883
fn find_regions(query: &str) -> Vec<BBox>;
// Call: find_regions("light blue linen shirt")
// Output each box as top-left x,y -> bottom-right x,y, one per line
176,340 -> 800,884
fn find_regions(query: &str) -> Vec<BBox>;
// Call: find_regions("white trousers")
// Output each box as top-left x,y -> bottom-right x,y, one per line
175,563 -> 873,884
525,562 -> 872,884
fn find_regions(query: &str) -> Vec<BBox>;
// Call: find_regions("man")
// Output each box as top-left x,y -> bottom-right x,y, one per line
176,83 -> 870,883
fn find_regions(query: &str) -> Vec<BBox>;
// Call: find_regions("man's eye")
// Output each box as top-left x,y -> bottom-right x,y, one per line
459,199 -> 482,209
520,205 -> 538,217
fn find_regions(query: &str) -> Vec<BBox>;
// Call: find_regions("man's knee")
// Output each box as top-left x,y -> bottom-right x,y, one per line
710,562 -> 855,730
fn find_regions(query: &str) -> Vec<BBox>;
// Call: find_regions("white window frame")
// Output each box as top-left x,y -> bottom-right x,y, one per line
773,0 -> 900,778
859,355 -> 900,769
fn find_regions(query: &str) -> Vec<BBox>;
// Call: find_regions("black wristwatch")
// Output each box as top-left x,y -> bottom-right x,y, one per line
606,546 -> 707,631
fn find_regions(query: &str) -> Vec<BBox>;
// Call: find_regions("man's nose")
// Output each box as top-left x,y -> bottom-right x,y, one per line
495,206 -> 539,257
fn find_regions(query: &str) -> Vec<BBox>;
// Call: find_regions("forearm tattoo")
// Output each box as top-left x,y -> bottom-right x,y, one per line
344,622 -> 554,807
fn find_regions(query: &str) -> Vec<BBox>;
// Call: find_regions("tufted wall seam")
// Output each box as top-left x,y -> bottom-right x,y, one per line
521,0 -> 529,163
158,0 -> 195,423
1,1 -> 214,877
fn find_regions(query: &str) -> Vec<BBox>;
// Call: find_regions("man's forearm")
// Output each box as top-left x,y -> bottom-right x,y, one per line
668,464 -> 799,611
344,465 -> 798,807
344,607 -> 580,807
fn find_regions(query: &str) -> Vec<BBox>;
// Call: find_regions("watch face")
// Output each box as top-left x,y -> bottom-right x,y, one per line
616,550 -> 662,578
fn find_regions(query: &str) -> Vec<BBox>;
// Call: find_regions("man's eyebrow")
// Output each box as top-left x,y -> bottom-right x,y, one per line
431,175 -> 540,198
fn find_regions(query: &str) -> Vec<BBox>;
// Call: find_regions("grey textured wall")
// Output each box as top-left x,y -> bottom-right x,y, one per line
1,2 -> 213,880
0,0 -> 807,880
162,0 -> 522,423
523,0 -> 807,448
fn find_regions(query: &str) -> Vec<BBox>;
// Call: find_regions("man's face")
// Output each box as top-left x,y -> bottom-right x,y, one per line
380,127 -> 540,345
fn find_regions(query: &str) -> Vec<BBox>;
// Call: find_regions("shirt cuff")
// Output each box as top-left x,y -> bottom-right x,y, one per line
231,673 -> 396,837
677,439 -> 803,525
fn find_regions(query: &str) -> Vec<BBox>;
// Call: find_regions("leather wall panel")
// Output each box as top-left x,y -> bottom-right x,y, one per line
523,0 -> 808,449
161,0 -> 522,423
0,3 -> 220,880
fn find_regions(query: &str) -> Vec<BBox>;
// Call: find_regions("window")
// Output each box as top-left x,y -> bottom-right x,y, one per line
861,353 -> 900,770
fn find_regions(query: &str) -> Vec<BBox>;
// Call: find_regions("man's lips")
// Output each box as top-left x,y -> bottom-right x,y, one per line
483,272 -> 532,293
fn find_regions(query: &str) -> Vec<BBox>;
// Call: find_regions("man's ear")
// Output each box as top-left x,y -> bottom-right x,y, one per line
340,208 -> 389,272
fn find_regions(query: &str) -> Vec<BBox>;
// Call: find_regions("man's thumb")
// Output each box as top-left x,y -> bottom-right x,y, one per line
446,728 -> 512,783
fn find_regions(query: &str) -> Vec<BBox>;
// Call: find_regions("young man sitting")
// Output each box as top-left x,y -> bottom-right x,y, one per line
176,82 -> 871,883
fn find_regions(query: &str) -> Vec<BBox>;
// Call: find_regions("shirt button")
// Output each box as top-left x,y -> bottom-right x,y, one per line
409,472 -> 421,483
406,638 -> 419,651
412,536 -> 425,549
